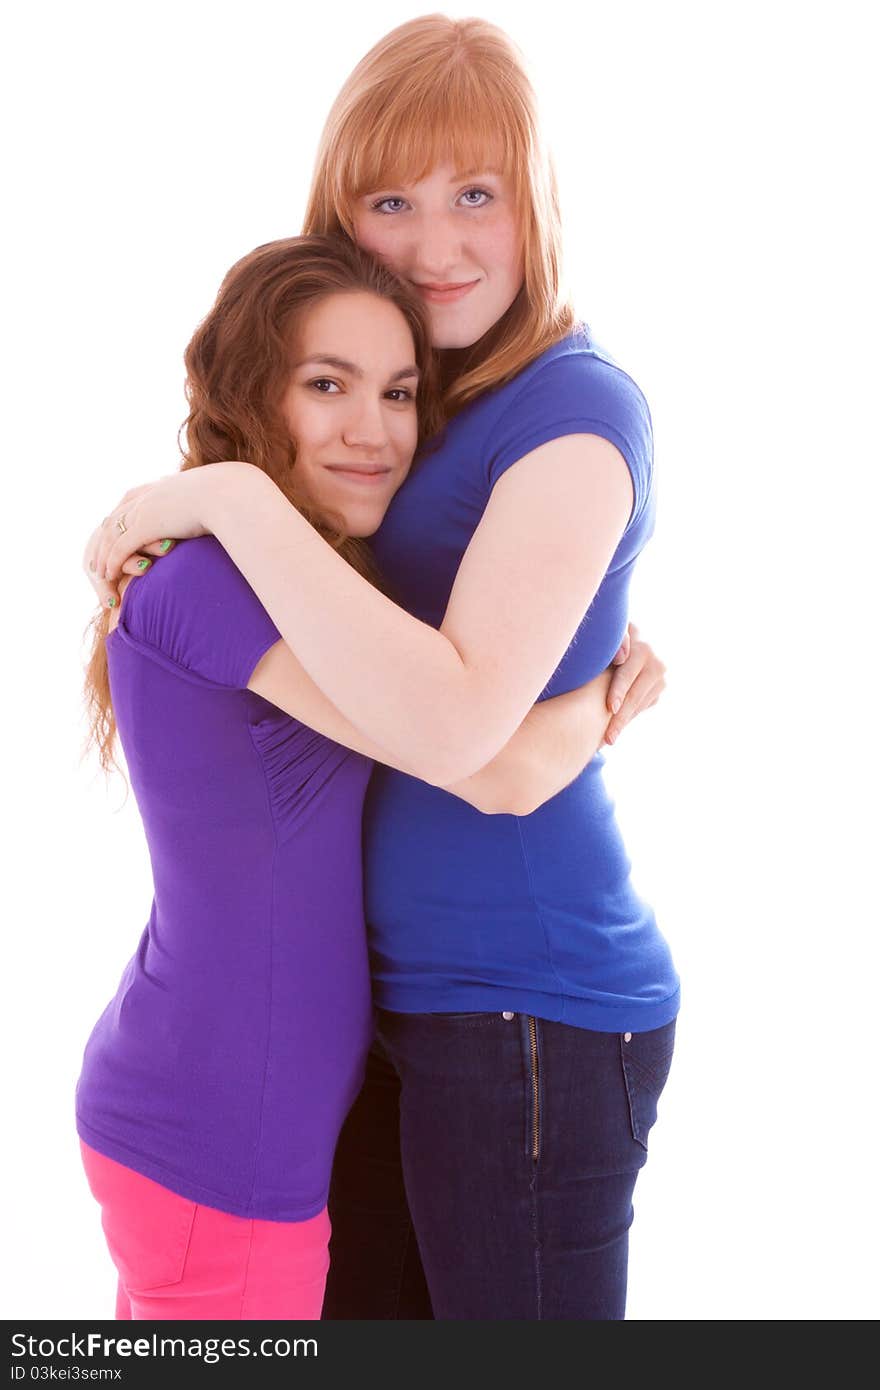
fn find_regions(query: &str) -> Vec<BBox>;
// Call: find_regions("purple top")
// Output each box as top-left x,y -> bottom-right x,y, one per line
76,537 -> 374,1220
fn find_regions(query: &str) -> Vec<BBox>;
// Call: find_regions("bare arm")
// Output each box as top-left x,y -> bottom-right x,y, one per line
248,637 -> 611,815
458,622 -> 668,812
110,565 -> 612,817
441,670 -> 613,815
100,436 -> 634,786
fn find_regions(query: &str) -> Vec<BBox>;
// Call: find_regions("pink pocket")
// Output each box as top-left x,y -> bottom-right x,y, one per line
81,1142 -> 197,1292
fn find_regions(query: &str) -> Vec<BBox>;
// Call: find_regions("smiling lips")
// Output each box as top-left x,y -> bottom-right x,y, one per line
324,464 -> 392,486
413,279 -> 480,303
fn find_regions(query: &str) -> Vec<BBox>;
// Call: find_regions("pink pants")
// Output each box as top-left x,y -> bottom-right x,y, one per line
80,1141 -> 330,1320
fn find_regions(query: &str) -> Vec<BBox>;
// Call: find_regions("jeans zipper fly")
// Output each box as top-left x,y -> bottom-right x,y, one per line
528,1015 -> 540,1161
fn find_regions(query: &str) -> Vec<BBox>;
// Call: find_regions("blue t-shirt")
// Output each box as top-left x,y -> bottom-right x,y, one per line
364,326 -> 680,1033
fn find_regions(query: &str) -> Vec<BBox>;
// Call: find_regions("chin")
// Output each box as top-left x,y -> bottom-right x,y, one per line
430,320 -> 486,350
429,286 -> 522,350
338,511 -> 384,540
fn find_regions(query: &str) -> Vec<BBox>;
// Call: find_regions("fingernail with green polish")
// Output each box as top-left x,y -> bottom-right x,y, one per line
159,539 -> 173,552
137,558 -> 152,570
107,597 -> 118,609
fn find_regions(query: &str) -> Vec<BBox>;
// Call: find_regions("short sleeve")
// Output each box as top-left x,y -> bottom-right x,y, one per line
117,537 -> 281,689
485,350 -> 654,528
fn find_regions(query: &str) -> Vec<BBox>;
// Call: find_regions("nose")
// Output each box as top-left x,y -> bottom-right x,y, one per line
411,212 -> 463,281
341,391 -> 389,452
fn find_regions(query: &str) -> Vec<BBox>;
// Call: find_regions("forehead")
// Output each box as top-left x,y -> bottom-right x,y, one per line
294,292 -> 414,357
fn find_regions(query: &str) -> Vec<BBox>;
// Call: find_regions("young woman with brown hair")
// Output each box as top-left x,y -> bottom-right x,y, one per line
78,232 -> 638,1320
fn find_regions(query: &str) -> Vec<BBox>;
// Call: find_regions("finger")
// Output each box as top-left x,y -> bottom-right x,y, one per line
607,645 -> 647,713
604,670 -> 657,743
94,516 -> 119,587
102,526 -> 177,578
94,505 -> 162,582
102,533 -> 175,568
610,630 -> 631,666
83,524 -> 122,607
605,675 -> 664,744
96,508 -> 140,584
88,568 -> 119,606
120,554 -> 155,577
85,496 -> 162,592
87,566 -> 123,611
137,538 -> 177,558
103,532 -> 140,583
103,522 -> 165,582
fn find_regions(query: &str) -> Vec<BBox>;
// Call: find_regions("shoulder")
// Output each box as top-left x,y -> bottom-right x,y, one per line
132,535 -> 248,600
486,329 -> 654,521
124,536 -> 265,626
509,330 -> 651,431
119,537 -> 281,690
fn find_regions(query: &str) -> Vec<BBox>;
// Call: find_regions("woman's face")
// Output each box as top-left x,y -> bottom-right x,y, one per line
352,164 -> 524,350
280,291 -> 420,538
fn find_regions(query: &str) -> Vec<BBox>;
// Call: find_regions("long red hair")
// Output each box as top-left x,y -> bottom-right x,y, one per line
83,234 -> 442,773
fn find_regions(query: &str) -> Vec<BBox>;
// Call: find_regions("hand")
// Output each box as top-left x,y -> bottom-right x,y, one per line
82,465 -> 237,609
604,623 -> 667,744
82,482 -> 179,610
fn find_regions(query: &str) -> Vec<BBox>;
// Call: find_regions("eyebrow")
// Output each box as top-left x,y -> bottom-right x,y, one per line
364,168 -> 502,195
294,354 -> 420,382
452,167 -> 502,180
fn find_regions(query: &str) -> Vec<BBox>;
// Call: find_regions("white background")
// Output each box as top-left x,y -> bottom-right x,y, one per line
3,0 -> 877,1321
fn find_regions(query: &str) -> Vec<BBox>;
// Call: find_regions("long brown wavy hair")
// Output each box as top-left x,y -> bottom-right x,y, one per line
302,14 -> 576,417
84,234 -> 443,773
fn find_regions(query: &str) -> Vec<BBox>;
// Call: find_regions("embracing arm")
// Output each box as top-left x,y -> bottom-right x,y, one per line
453,624 -> 666,811
441,669 -> 613,814
198,437 -> 632,785
103,439 -> 633,785
249,635 -> 614,815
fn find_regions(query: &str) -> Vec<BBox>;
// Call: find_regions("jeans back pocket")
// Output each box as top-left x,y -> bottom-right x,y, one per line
619,1019 -> 676,1150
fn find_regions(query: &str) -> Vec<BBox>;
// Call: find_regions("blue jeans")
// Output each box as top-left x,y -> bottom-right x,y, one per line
322,1009 -> 675,1320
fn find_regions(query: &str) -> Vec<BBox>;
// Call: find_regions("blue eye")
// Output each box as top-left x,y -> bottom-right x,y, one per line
459,187 -> 492,207
369,189 -> 492,214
